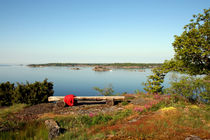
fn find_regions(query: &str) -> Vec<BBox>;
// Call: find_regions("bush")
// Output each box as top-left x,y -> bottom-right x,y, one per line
121,101 -> 129,106
93,84 -> 114,96
0,82 -> 15,106
165,75 -> 210,103
0,79 -> 54,106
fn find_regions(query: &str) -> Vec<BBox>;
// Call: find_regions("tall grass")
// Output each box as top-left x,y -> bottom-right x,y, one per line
0,121 -> 48,140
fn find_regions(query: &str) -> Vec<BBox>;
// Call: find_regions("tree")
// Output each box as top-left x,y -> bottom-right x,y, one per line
144,9 -> 210,94
93,84 -> 114,96
173,8 -> 210,75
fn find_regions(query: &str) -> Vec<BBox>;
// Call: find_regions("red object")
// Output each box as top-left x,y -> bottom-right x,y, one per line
64,94 -> 76,106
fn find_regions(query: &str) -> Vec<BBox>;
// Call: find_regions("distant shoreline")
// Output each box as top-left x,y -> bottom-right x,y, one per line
28,63 -> 162,69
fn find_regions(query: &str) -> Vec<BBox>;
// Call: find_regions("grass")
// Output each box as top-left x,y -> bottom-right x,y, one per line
0,94 -> 209,139
86,94 -> 210,139
55,109 -> 132,139
0,104 -> 48,140
0,121 -> 49,140
0,104 -> 27,120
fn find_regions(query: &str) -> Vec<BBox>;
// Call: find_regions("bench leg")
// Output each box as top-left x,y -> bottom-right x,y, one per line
106,99 -> 115,106
74,100 -> 78,105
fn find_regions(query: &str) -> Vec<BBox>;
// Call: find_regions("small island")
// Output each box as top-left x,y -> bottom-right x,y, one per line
71,67 -> 80,70
92,66 -> 111,71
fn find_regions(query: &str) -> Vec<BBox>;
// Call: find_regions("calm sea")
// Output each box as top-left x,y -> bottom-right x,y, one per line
0,65 -> 173,96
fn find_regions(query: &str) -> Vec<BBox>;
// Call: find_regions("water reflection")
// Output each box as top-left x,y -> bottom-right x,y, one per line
0,66 -> 172,96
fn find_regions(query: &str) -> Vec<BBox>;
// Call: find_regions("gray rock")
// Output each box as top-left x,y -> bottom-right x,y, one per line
45,119 -> 60,139
49,127 -> 60,140
128,119 -> 138,123
185,135 -> 202,140
55,100 -> 66,108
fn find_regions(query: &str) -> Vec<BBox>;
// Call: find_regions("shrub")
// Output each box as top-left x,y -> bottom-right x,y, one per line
14,79 -> 54,105
165,75 -> 210,103
134,94 -> 175,114
0,82 -> 15,106
0,79 -> 54,106
93,84 -> 114,96
121,101 -> 129,106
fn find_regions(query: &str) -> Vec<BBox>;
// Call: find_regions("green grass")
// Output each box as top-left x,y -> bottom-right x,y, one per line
54,109 -> 132,140
0,121 -> 49,140
0,96 -> 209,139
0,104 -> 27,119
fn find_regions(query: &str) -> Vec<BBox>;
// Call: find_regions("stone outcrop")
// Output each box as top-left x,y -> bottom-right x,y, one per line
55,100 -> 66,108
45,119 -> 61,139
185,135 -> 202,140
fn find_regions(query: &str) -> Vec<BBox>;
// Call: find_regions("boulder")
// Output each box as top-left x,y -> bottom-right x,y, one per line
45,119 -> 60,139
185,135 -> 202,140
55,100 -> 66,108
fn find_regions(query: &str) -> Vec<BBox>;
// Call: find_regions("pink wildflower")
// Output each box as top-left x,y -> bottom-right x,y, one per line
89,113 -> 95,117
144,104 -> 151,109
134,107 -> 144,112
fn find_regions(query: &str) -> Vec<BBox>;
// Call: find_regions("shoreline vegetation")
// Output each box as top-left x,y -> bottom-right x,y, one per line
0,93 -> 209,139
28,63 -> 162,69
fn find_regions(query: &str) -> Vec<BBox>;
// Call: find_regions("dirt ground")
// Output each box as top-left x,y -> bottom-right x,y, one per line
9,94 -> 151,122
9,101 -> 126,121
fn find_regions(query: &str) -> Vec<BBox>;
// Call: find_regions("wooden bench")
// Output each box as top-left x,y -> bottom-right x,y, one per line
48,96 -> 126,106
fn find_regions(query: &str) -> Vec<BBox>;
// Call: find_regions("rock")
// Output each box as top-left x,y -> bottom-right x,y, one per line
128,119 -> 138,123
49,127 -> 60,140
45,119 -> 60,139
185,135 -> 202,140
71,67 -> 80,70
130,98 -> 149,105
55,100 -> 66,108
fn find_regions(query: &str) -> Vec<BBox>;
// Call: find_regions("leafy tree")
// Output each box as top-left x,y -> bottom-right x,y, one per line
144,9 -> 210,94
143,68 -> 165,94
172,8 -> 210,75
144,60 -> 177,94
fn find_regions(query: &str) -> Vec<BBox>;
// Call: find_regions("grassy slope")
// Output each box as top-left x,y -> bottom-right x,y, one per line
0,94 -> 209,140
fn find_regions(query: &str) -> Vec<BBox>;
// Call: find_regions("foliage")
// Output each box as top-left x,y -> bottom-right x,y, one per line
143,68 -> 166,94
144,9 -> 210,94
128,105 -> 210,139
134,94 -> 172,114
134,89 -> 140,94
93,84 -> 114,96
14,79 -> 54,105
0,104 -> 27,119
143,60 -> 177,94
0,121 -> 48,140
1,95 -> 210,139
121,101 -> 129,106
165,75 -> 210,103
0,82 -> 15,106
55,109 -> 132,139
172,8 -> 210,75
0,79 -> 54,106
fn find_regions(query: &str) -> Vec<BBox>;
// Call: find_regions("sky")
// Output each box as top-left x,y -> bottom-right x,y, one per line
0,0 -> 209,64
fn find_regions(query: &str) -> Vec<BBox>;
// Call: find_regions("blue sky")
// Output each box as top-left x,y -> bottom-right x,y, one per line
0,0 -> 209,64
